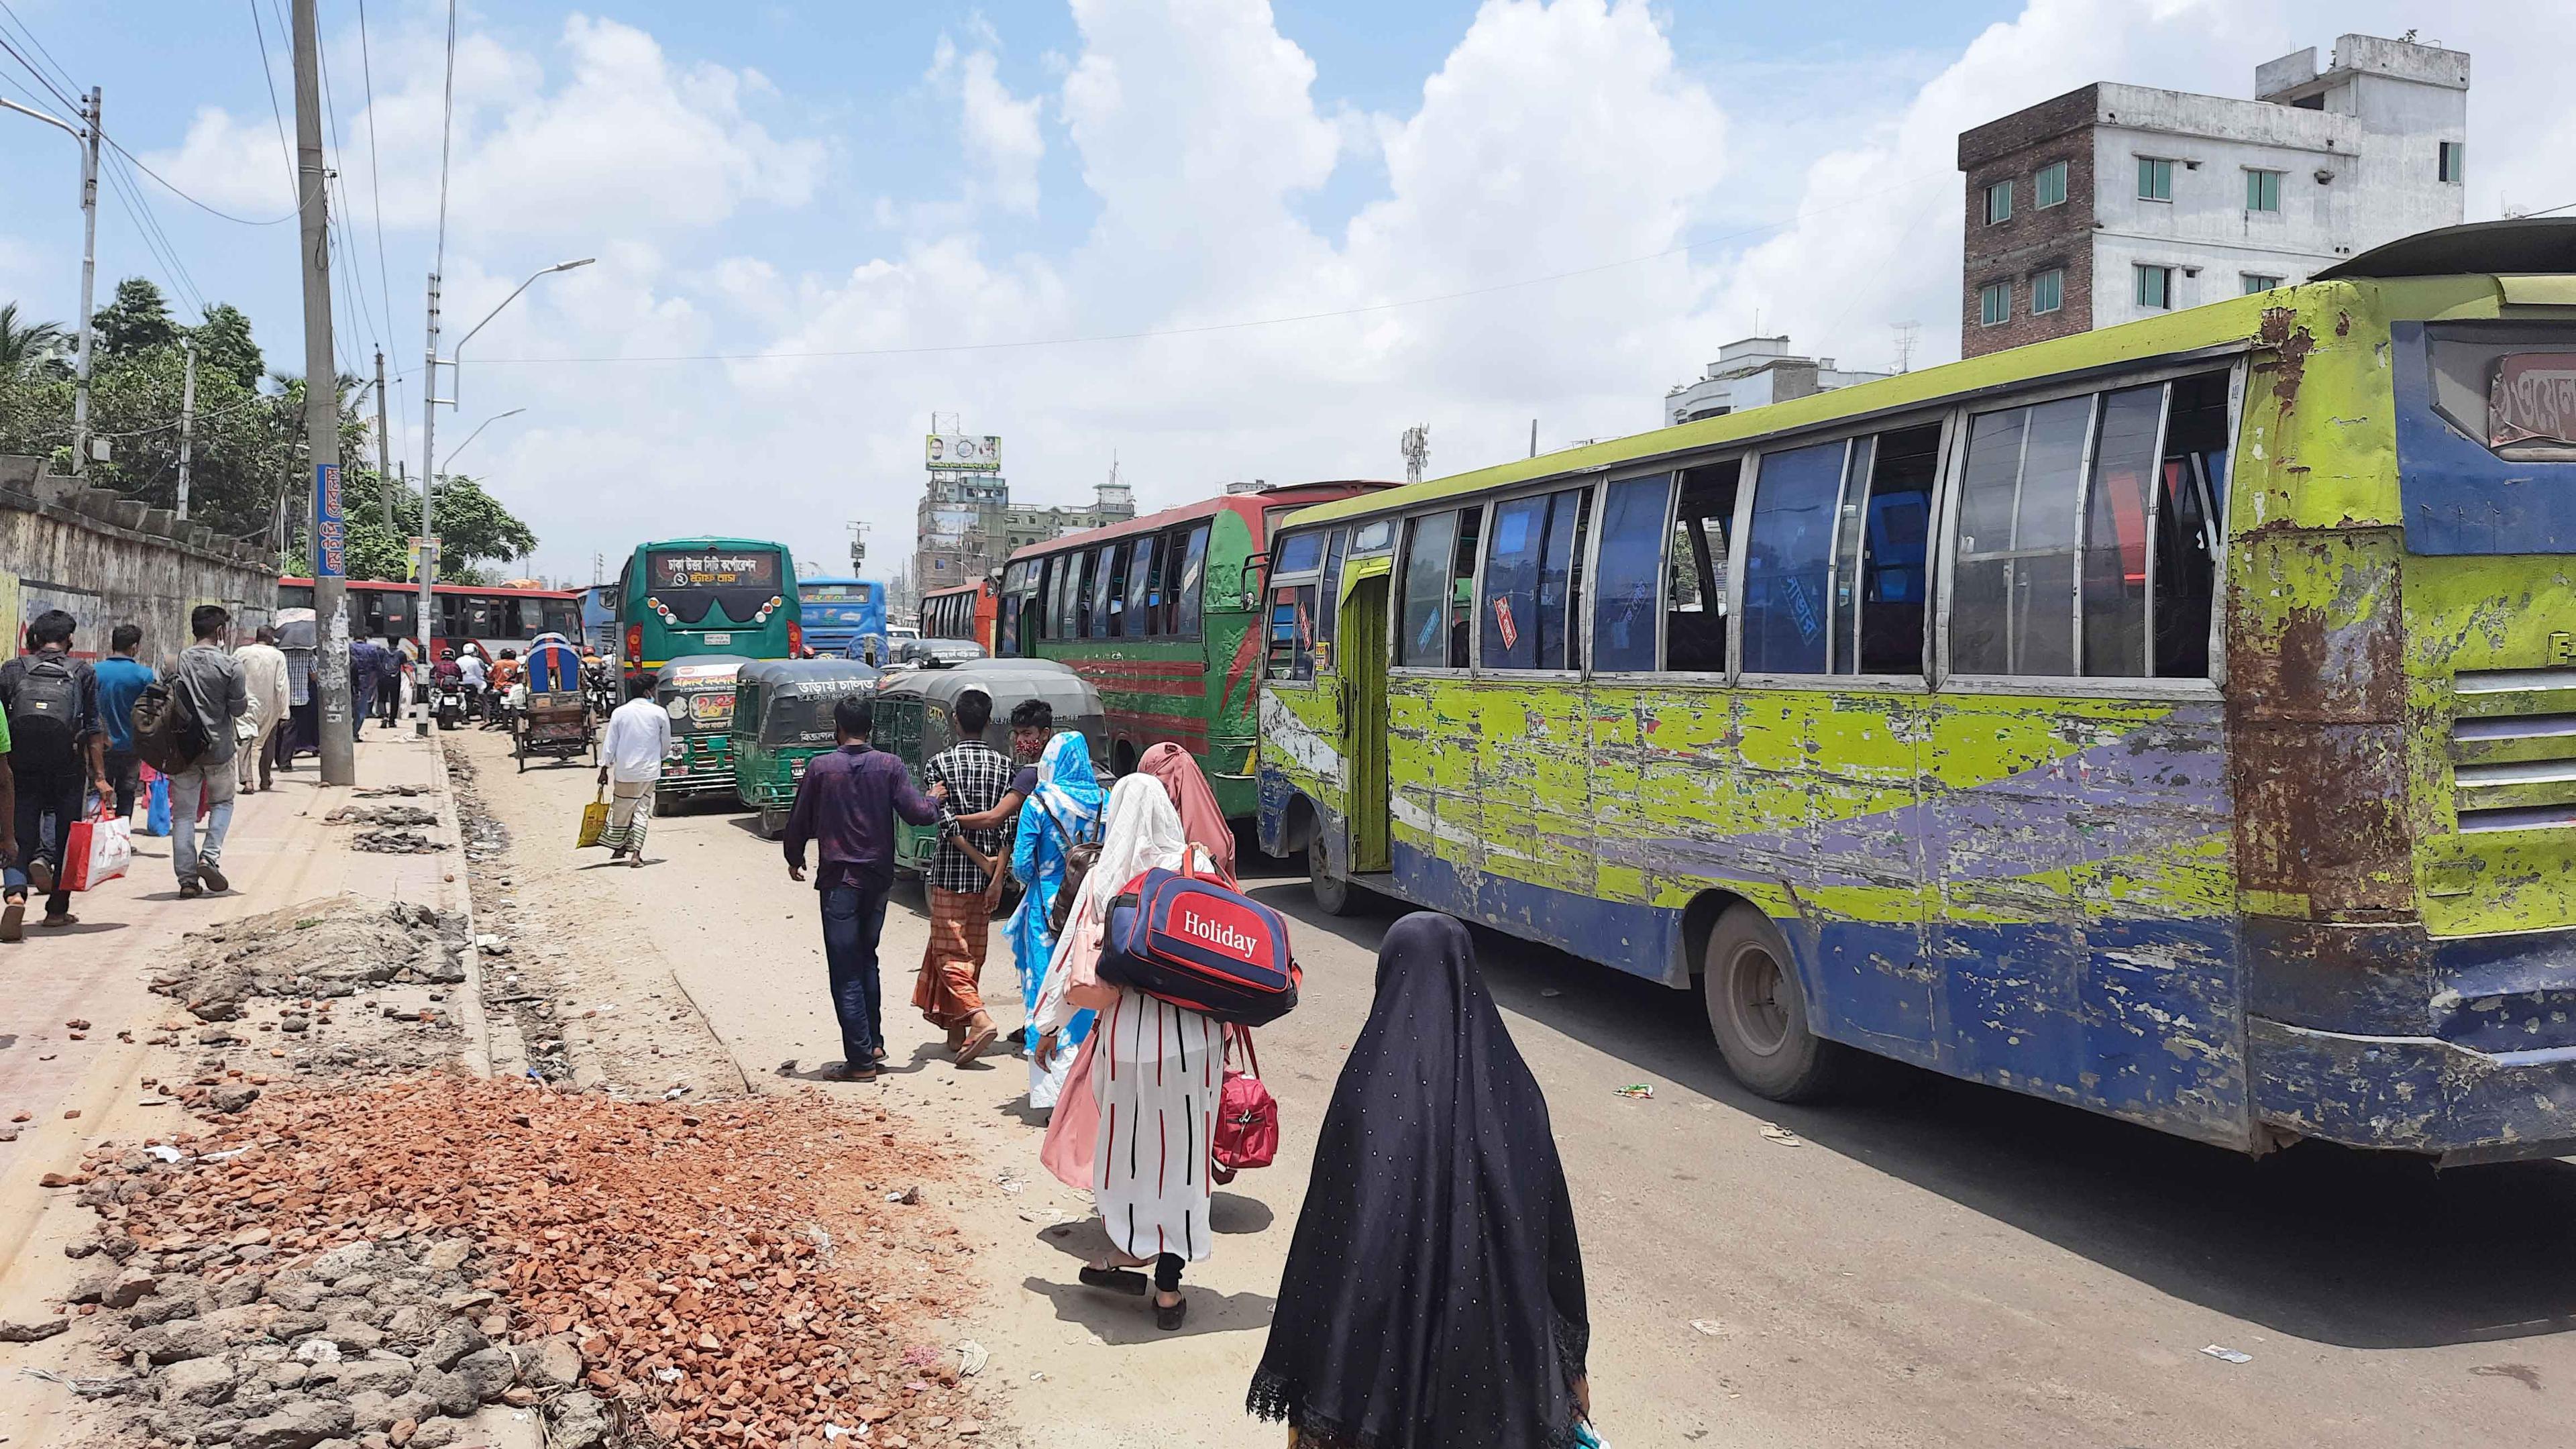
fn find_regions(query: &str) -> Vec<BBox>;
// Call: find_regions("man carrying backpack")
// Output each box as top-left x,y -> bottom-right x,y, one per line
166,605 -> 248,899
0,609 -> 109,938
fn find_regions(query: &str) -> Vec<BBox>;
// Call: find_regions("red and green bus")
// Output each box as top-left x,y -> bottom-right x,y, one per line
998,481 -> 1390,816
919,578 -> 999,655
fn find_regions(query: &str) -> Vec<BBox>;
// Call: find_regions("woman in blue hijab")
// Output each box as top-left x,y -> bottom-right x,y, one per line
1008,729 -> 1106,1108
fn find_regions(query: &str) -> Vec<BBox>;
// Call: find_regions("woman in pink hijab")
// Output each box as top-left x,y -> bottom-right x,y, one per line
1138,741 -> 1235,881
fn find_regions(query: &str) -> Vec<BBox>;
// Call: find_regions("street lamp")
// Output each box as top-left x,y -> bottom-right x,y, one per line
415,256 -> 590,733
441,408 -> 525,474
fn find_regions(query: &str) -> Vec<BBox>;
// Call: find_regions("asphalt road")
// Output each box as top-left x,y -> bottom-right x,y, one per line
460,724 -> 2576,1448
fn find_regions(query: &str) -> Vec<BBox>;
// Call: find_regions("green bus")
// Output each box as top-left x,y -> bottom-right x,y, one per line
995,482 -> 1387,817
616,537 -> 803,683
1258,221 -> 2576,1164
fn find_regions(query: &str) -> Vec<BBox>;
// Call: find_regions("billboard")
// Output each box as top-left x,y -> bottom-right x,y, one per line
926,433 -> 1002,472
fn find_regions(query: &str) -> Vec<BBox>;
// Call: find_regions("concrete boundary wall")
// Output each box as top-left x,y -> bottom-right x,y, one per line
0,456 -> 277,668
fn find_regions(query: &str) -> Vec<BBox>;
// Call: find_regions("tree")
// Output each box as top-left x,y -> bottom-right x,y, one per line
91,277 -> 178,358
299,469 -> 538,584
0,303 -> 68,377
188,303 -> 263,388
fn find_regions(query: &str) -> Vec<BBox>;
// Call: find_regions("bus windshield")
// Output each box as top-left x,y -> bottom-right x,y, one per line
647,548 -> 782,625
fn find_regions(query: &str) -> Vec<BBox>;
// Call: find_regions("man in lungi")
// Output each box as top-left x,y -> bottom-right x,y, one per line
596,672 -> 669,867
914,688 -> 1012,1064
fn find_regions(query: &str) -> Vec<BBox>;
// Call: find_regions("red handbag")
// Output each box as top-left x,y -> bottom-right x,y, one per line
1211,1026 -> 1278,1184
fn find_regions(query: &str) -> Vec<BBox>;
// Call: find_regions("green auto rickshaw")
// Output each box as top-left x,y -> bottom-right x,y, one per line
873,659 -> 1107,879
731,657 -> 883,837
652,654 -> 753,812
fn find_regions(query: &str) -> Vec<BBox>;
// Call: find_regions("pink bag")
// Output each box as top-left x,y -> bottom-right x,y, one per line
1211,1027 -> 1278,1184
1039,1031 -> 1101,1191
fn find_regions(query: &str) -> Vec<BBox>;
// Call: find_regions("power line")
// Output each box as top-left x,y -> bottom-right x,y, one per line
97,129 -> 305,227
246,0 -> 295,205
0,1 -> 78,109
356,0 -> 402,443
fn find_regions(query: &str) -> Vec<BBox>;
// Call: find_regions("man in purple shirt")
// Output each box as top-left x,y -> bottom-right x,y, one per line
784,694 -> 943,1081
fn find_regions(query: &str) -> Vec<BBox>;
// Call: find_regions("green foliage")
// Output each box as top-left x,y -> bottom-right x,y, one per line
92,277 -> 178,358
191,304 -> 263,388
0,303 -> 69,376
295,470 -> 537,584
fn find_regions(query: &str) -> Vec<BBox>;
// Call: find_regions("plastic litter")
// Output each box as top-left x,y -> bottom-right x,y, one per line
1760,1125 -> 1802,1146
144,1145 -> 184,1164
293,1339 -> 342,1364
821,1424 -> 867,1441
1689,1320 -> 1724,1336
654,1367 -> 684,1383
1614,1084 -> 1654,1099
2201,1344 -> 2252,1364
956,1340 -> 988,1377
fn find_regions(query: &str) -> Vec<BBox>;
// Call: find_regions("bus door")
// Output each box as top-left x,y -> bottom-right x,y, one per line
1343,576 -> 1391,871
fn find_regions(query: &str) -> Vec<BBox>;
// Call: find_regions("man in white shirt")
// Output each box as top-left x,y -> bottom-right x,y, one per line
595,672 -> 669,867
233,626 -> 291,792
456,648 -> 489,723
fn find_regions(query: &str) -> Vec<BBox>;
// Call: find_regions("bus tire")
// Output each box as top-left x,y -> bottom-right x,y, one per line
1308,837 -> 1358,916
1703,904 -> 1856,1103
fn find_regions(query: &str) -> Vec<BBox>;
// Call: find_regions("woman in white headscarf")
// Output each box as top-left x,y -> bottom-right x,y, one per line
1034,771 -> 1226,1331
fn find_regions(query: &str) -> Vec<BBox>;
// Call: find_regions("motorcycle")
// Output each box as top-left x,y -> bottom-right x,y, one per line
437,682 -> 466,731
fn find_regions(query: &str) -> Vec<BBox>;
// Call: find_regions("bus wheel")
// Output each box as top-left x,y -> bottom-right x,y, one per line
1703,904 -> 1855,1103
1308,839 -> 1358,916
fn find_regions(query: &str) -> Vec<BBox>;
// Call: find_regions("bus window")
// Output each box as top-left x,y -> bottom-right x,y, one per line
1125,534 -> 1159,638
1481,489 -> 1588,671
644,547 -> 783,626
2080,385 -> 2165,677
1000,563 -> 1026,655
2153,372 -> 2230,678
1274,531 -> 1324,576
1668,462 -> 1737,672
1951,395 -> 2088,676
1058,553 -> 1085,640
1843,424 -> 1939,676
1267,583 -> 1316,681
1397,512 -> 1460,668
1084,546 -> 1114,638
1102,542 -> 1131,637
1173,525 -> 1209,640
1037,555 -> 1061,642
1317,528 -> 1348,653
1590,474 -> 1672,673
1741,442 -> 1843,674
1446,508 -> 1481,667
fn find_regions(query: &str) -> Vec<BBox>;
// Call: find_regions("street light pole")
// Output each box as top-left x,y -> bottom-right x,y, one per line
414,256 -> 590,735
441,409 -> 525,474
1,89 -> 99,476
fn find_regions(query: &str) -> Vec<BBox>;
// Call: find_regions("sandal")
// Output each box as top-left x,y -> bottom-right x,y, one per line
1079,1264 -> 1148,1296
955,1018 -> 998,1065
1155,1292 -> 1187,1331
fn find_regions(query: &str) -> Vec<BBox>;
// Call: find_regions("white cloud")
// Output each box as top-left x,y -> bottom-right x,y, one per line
926,34 -> 1047,215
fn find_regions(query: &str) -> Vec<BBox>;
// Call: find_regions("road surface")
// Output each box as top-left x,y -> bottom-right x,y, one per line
453,723 -> 2576,1448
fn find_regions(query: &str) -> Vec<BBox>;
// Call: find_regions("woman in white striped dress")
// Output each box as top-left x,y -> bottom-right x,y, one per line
1034,773 -> 1226,1330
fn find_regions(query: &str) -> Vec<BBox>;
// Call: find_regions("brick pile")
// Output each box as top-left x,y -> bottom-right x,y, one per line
72,1076 -> 1000,1449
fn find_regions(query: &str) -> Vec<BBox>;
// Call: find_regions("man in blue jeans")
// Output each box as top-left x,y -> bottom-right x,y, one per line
782,695 -> 943,1081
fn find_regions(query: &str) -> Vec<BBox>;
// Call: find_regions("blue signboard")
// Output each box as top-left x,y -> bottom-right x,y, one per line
314,462 -> 345,579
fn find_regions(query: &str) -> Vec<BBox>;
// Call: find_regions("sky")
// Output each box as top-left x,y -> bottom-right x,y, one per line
2,1 -> 2570,588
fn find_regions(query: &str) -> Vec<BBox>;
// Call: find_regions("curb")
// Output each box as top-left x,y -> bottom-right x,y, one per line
425,730 -> 512,1081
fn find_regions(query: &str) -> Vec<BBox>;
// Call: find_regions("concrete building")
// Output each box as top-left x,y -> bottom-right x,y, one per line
1664,336 -> 1892,426
1957,33 -> 2469,358
912,477 -> 1136,591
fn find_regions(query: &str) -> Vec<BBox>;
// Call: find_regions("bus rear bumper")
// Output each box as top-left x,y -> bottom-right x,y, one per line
2249,1016 -> 2576,1165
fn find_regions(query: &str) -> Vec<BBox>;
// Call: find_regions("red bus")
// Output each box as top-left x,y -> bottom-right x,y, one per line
277,578 -> 585,656
918,579 -> 998,654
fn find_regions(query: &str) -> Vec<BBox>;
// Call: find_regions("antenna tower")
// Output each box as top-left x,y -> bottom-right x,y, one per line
1399,426 -> 1430,486
1892,321 -> 1921,374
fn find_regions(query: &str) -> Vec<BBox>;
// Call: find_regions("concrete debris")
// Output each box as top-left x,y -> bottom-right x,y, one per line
322,805 -> 439,828
351,830 -> 444,855
0,1316 -> 71,1342
353,786 -> 435,798
57,1075 -> 981,1448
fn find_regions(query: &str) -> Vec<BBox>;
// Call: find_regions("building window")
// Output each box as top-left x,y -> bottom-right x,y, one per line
2133,264 -> 2172,311
2242,273 -> 2284,294
2035,160 -> 2068,209
2439,141 -> 2466,184
1979,281 -> 2010,327
2245,168 -> 2282,213
1984,178 -> 2012,225
2031,268 -> 2063,315
2137,156 -> 2174,202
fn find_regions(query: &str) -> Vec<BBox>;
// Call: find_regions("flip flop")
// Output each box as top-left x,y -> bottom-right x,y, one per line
1079,1265 -> 1148,1297
955,1023 -> 998,1065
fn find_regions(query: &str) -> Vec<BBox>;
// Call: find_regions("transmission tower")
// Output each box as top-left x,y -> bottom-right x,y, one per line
1400,425 -> 1430,486
1892,321 -> 1921,374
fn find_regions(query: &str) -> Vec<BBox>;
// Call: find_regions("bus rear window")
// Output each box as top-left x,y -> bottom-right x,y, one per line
647,549 -> 782,625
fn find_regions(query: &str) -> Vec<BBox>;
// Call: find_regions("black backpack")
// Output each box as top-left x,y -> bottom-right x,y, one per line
131,678 -> 211,773
8,654 -> 83,769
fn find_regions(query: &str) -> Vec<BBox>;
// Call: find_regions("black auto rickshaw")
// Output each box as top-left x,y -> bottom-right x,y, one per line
652,654 -> 754,811
872,659 -> 1107,879
731,657 -> 883,838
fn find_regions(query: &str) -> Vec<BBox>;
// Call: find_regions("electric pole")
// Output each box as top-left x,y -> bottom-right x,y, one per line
416,273 -> 440,735
291,0 -> 354,785
373,349 -> 392,529
176,338 -> 197,518
72,88 -> 98,475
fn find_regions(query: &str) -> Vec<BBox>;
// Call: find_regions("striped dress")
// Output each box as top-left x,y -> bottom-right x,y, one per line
1094,985 -> 1222,1265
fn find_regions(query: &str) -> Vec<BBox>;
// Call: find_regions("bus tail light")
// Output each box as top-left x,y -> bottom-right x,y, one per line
788,622 -> 804,657
625,624 -> 642,663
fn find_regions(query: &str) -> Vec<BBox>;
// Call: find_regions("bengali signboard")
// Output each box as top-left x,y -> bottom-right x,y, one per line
926,434 -> 1002,472
314,463 -> 345,578
2490,353 -> 2576,448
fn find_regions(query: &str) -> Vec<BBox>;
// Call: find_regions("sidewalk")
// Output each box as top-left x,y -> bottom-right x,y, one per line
0,725 -> 464,1448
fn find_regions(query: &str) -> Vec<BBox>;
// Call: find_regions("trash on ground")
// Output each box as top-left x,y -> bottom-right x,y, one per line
1540,987 -> 1563,998
1760,1125 -> 1802,1146
956,1340 -> 989,1377
1690,1320 -> 1725,1336
2201,1344 -> 2253,1364
1614,1083 -> 1654,1099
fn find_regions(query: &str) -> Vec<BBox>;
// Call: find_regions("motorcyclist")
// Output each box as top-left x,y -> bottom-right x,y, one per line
486,649 -> 525,729
456,646 -> 488,719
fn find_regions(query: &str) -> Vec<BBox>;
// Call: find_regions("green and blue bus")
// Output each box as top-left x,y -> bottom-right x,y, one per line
616,537 -> 802,683
1259,221 -> 2576,1164
997,482 -> 1388,817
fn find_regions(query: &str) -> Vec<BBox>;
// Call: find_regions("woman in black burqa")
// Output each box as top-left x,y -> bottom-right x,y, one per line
1248,912 -> 1593,1448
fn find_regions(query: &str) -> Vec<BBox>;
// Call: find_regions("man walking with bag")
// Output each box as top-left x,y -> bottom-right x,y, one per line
0,610 -> 109,938
596,672 -> 669,867
782,696 -> 943,1081
233,627 -> 288,792
167,605 -> 248,899
93,624 -> 156,824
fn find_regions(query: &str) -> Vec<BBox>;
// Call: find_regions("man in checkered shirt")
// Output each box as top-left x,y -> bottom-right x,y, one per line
913,688 -> 1014,1063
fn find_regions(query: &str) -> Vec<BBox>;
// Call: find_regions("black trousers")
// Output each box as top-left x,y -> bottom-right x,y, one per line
103,749 -> 141,820
12,768 -> 80,916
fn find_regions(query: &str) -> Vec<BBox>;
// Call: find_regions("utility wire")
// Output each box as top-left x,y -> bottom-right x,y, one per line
355,0 -> 407,447
0,1 -> 78,108
246,0 -> 295,206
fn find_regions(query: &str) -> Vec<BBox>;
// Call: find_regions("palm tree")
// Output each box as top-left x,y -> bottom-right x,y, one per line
0,302 -> 68,376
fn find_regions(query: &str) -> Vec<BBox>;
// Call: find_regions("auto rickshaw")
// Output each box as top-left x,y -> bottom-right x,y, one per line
872,659 -> 1106,880
511,633 -> 594,772
730,657 -> 882,838
651,654 -> 753,812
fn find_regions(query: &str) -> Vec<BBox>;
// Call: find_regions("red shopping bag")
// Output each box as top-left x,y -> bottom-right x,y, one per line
62,807 -> 132,892
1211,1026 -> 1278,1184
